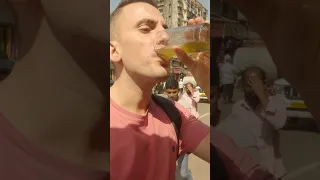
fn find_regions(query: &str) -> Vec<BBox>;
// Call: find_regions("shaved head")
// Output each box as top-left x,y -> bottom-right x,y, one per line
110,0 -> 157,40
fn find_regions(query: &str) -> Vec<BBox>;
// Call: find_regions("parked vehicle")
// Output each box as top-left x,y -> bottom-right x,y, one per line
196,86 -> 208,102
273,78 -> 313,119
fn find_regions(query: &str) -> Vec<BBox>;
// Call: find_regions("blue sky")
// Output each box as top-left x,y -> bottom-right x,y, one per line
110,0 -> 210,19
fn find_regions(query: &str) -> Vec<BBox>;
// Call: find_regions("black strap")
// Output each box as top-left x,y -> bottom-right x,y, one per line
151,95 -> 182,138
152,95 -> 182,157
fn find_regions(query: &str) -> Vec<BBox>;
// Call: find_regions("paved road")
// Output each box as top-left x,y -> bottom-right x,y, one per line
219,88 -> 320,179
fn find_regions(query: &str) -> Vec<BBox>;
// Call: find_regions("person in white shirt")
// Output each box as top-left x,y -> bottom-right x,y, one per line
217,66 -> 287,179
179,78 -> 184,94
219,55 -> 236,103
176,82 -> 200,180
179,82 -> 200,118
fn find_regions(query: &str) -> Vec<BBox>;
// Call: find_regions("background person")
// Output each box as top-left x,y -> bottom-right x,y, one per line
179,82 -> 200,118
219,56 -> 236,103
217,66 -> 287,179
164,76 -> 180,101
210,38 -> 276,180
177,82 -> 201,180
164,77 -> 193,180
179,78 -> 184,94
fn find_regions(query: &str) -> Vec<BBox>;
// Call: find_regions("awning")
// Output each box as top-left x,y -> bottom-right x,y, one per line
211,14 -> 248,39
212,22 -> 237,37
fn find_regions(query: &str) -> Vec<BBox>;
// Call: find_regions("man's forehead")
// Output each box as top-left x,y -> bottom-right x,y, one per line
166,89 -> 178,91
120,2 -> 165,25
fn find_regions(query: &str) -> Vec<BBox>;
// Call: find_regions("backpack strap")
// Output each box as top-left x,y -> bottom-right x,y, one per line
152,95 -> 182,158
151,95 -> 182,139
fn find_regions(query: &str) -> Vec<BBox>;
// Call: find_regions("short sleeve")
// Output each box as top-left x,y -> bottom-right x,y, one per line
174,102 -> 209,155
260,96 -> 287,129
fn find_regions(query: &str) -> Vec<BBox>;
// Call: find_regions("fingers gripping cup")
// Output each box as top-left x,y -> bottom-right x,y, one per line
154,23 -> 210,61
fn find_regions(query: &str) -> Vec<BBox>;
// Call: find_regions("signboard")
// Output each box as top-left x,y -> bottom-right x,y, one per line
171,67 -> 181,74
171,59 -> 182,68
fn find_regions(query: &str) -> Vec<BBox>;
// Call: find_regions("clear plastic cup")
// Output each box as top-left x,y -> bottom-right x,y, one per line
154,23 -> 210,61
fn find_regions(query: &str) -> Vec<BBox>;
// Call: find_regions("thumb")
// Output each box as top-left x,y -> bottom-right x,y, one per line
173,46 -> 193,67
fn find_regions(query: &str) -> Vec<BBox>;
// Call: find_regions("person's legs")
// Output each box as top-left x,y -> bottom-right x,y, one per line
177,154 -> 193,180
222,84 -> 229,103
228,84 -> 234,103
220,85 -> 225,101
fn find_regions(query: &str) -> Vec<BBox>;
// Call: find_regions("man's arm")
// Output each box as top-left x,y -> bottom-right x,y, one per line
211,127 -> 276,180
244,146 -> 260,163
174,102 -> 210,163
193,133 -> 210,163
192,91 -> 200,103
261,96 -> 287,130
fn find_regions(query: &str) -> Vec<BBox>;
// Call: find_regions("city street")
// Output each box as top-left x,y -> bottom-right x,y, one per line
219,88 -> 320,179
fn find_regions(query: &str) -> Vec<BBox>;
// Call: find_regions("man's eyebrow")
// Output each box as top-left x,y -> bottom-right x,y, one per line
135,18 -> 157,27
135,18 -> 168,29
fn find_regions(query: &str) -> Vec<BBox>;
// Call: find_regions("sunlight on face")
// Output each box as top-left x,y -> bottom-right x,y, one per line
116,2 -> 170,81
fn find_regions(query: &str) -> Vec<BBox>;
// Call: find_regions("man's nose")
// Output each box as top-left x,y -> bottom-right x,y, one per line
155,30 -> 170,46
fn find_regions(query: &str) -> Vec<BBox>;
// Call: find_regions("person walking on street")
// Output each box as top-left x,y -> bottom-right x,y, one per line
110,1 -> 210,179
164,77 -> 193,180
177,82 -> 201,180
179,82 -> 200,118
219,55 -> 236,104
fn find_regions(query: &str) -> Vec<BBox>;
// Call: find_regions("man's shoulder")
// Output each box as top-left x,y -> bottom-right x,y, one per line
153,97 -> 188,113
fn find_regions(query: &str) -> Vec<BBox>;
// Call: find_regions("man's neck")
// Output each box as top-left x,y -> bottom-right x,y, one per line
110,73 -> 156,115
0,19 -> 106,167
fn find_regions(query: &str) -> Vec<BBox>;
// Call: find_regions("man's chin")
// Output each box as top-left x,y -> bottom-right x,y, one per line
156,75 -> 169,82
152,69 -> 170,80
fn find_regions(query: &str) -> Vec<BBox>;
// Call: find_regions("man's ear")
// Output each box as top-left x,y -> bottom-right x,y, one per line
110,41 -> 121,63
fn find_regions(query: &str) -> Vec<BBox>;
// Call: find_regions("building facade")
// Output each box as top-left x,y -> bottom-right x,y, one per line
157,0 -> 208,28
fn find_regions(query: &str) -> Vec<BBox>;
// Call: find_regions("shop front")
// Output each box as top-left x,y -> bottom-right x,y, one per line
171,58 -> 186,80
171,67 -> 182,80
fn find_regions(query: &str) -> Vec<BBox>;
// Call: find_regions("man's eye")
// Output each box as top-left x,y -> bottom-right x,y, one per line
139,26 -> 151,33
